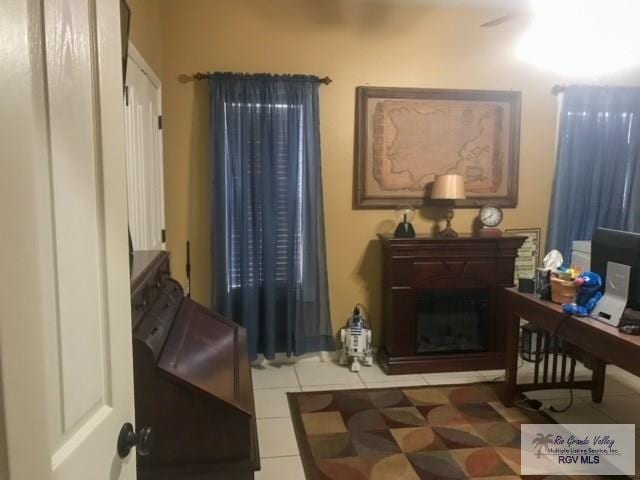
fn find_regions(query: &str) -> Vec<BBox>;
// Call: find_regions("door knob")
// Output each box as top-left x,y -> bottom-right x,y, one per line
117,422 -> 154,458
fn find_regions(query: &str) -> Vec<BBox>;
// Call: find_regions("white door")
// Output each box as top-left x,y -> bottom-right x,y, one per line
1,0 -> 137,479
124,48 -> 165,251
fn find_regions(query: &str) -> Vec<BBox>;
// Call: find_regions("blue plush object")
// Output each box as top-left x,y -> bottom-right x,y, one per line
562,272 -> 603,316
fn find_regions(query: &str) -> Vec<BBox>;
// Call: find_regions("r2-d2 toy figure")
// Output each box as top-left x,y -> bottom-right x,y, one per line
339,305 -> 373,372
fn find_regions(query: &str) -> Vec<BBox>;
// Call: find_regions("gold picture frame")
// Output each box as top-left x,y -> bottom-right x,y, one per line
354,86 -> 521,209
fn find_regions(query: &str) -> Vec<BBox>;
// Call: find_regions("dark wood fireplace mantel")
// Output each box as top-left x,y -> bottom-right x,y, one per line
378,234 -> 525,374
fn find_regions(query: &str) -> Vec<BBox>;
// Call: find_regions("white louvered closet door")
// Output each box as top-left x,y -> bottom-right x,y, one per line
124,51 -> 165,251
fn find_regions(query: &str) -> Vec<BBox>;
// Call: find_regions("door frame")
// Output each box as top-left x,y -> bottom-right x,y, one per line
125,41 -> 166,250
128,42 -> 162,92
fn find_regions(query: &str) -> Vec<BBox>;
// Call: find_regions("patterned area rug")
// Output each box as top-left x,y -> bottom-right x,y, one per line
288,382 -> 557,479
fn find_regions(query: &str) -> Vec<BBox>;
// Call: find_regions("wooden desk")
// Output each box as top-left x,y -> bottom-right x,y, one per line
503,287 -> 640,406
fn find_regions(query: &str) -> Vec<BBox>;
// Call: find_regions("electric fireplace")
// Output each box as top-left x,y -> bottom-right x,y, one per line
378,234 -> 525,374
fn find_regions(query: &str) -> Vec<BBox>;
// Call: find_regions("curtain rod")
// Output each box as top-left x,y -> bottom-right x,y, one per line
192,71 -> 332,85
552,84 -> 640,95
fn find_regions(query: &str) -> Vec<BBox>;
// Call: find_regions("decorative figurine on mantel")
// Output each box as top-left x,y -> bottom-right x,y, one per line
431,174 -> 466,237
394,207 -> 416,238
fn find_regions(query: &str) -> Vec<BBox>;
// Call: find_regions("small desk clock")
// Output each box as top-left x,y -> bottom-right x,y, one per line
478,205 -> 503,237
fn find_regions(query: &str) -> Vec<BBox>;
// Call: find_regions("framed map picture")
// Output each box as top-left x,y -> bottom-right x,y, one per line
354,86 -> 521,208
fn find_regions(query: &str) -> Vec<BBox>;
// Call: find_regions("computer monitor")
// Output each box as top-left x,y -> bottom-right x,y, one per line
591,228 -> 640,310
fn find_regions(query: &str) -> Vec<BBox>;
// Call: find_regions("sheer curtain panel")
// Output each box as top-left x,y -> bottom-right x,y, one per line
209,73 -> 334,360
547,86 -> 640,260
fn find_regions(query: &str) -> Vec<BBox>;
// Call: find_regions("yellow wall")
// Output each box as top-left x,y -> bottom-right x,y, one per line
157,0 -> 640,341
127,0 -> 163,76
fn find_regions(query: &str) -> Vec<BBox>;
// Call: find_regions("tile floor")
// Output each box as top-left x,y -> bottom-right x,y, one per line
252,359 -> 640,480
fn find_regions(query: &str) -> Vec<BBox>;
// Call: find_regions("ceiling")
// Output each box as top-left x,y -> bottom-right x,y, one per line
356,0 -> 529,8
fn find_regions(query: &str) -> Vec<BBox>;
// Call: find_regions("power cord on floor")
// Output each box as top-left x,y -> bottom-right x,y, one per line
549,381 -> 575,413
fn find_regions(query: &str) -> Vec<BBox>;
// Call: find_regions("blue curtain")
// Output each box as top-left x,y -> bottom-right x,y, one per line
209,73 -> 334,360
547,86 -> 640,262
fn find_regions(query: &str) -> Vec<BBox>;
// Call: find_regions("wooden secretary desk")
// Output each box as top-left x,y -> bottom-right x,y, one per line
129,251 -> 259,480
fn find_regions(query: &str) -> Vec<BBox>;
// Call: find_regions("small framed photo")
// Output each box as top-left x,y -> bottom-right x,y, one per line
505,228 -> 541,281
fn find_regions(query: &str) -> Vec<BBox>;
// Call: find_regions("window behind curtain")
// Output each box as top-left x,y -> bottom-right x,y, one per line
225,101 -> 304,289
547,85 -> 640,259
210,73 -> 335,360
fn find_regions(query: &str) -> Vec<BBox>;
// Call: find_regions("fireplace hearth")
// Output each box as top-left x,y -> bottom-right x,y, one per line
378,234 -> 525,374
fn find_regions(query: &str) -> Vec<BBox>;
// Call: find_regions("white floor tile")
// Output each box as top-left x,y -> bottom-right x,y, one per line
295,361 -> 363,386
252,356 -> 296,367
525,388 -> 590,402
253,351 -> 337,366
482,377 -> 504,384
485,363 -> 536,383
572,361 -> 593,380
511,360 -> 597,382
478,369 -> 506,381
573,360 -> 590,372
357,362 -> 423,384
591,395 -> 640,424
516,364 -> 538,383
547,398 -> 615,424
256,417 -> 299,458
514,364 -> 594,383
252,364 -> 299,390
608,366 -> 640,393
511,368 -> 637,404
421,371 -> 485,385
302,383 -> 365,392
365,378 -> 427,389
254,387 -> 300,419
255,456 -> 305,480
293,351 -> 338,363
602,377 -> 640,397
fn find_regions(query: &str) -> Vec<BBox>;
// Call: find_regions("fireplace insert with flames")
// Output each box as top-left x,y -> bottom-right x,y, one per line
416,289 -> 490,354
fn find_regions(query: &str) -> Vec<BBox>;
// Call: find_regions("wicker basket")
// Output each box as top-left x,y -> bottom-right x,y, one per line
550,276 -> 577,304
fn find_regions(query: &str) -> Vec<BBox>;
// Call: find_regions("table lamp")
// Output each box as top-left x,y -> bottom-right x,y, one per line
431,173 -> 466,238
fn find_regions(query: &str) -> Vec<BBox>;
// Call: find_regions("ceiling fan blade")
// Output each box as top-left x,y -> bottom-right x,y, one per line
481,13 -> 518,27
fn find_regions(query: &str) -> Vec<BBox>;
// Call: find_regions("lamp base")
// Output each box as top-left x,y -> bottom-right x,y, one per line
438,225 -> 458,238
437,208 -> 458,238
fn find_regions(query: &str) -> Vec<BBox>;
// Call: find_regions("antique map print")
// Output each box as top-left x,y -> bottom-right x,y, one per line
365,98 -> 512,200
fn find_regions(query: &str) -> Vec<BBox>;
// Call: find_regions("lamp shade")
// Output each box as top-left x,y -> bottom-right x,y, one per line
431,174 -> 466,200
